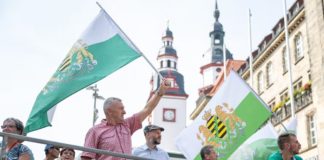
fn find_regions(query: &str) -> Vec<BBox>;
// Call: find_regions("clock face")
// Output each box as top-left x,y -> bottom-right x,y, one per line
163,109 -> 175,122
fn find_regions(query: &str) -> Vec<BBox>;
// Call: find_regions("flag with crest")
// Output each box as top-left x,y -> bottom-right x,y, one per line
25,9 -> 142,133
175,70 -> 271,160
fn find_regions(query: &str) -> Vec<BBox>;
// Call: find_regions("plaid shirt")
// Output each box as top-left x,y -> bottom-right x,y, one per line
0,143 -> 34,160
81,113 -> 142,160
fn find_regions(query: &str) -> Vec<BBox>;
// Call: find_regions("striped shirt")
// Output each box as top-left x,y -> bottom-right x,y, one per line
81,113 -> 142,160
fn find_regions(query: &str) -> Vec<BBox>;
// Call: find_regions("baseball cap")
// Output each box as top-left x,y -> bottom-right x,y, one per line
44,144 -> 59,152
144,124 -> 164,134
45,144 -> 54,152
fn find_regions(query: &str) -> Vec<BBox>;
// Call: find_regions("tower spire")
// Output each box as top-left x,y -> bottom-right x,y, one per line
200,0 -> 233,88
214,0 -> 220,22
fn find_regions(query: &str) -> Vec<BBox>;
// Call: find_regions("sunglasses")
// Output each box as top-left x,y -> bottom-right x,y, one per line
1,125 -> 16,129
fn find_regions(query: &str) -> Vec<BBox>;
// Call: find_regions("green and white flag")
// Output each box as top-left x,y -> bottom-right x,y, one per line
228,122 -> 278,160
175,70 -> 271,160
228,117 -> 298,159
25,9 -> 142,133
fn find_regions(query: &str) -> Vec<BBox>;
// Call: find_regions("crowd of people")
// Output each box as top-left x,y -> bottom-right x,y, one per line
1,79 -> 303,160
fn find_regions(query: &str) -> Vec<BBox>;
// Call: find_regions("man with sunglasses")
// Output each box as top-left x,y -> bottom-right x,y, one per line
268,133 -> 303,160
44,144 -> 60,160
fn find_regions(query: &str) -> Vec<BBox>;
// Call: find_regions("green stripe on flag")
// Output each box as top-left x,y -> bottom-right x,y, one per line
88,35 -> 141,73
25,9 -> 142,133
194,92 -> 271,160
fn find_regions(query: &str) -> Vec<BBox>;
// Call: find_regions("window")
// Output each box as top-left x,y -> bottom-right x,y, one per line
214,39 -> 220,44
269,100 -> 278,124
257,71 -> 264,93
167,60 -> 171,67
307,114 -> 317,146
294,80 -> 303,90
280,91 -> 291,117
263,42 -> 267,50
282,47 -> 288,73
268,100 -> 276,112
293,80 -> 303,97
266,62 -> 273,86
160,61 -> 163,68
166,78 -> 178,88
295,34 -> 304,61
275,25 -> 281,35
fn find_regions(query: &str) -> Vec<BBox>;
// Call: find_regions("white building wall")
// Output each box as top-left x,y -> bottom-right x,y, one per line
151,95 -> 187,152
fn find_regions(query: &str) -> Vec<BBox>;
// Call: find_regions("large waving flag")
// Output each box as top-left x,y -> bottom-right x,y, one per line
25,9 -> 142,133
228,122 -> 278,160
228,117 -> 298,159
175,70 -> 271,160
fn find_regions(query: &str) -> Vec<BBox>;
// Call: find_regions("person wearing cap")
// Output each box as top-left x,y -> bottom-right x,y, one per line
1,117 -> 34,160
44,144 -> 60,160
132,124 -> 170,160
81,79 -> 170,160
60,148 -> 75,160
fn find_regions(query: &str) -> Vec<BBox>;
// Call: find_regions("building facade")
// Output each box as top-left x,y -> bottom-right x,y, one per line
191,0 -> 324,159
238,0 -> 323,159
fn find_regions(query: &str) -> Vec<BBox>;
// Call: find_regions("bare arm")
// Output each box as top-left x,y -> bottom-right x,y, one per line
18,153 -> 31,160
81,157 -> 93,160
137,78 -> 169,122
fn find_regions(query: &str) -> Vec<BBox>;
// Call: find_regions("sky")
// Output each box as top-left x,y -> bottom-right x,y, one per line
0,0 -> 294,159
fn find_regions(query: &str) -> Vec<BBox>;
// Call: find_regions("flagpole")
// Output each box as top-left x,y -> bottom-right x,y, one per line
248,9 -> 253,87
96,2 -> 163,80
87,85 -> 105,126
223,43 -> 227,79
282,0 -> 295,118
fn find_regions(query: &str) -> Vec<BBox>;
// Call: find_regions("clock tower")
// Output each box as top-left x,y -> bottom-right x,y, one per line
149,25 -> 188,152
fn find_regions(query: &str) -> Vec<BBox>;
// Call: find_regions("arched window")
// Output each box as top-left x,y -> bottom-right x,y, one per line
266,62 -> 273,86
257,71 -> 264,93
295,34 -> 303,61
167,60 -> 171,67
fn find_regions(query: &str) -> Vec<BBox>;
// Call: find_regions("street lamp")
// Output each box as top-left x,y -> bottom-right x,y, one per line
86,84 -> 105,126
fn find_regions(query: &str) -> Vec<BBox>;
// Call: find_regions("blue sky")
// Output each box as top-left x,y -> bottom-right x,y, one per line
0,0 -> 294,158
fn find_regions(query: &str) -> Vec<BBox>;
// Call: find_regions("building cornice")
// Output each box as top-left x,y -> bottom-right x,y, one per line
242,9 -> 305,79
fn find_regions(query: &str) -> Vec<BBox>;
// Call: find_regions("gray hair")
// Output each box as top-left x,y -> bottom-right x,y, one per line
103,97 -> 122,114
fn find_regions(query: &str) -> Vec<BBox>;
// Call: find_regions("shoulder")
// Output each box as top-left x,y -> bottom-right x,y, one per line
124,113 -> 142,132
125,113 -> 139,122
132,145 -> 147,155
86,121 -> 111,135
157,147 -> 169,156
157,147 -> 167,153
294,155 -> 303,160
268,151 -> 281,160
17,143 -> 32,152
133,145 -> 147,152
16,144 -> 34,159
